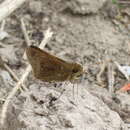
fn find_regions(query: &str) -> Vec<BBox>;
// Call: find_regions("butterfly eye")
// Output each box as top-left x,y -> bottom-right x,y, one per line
72,68 -> 79,73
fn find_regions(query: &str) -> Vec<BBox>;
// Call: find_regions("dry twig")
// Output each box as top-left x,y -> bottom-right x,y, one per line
21,18 -> 31,47
107,61 -> 115,94
96,61 -> 106,86
0,20 -> 5,31
21,18 -> 31,59
4,64 -> 27,91
0,28 -> 53,126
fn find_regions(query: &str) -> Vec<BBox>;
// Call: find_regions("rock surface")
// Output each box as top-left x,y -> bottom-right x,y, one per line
6,84 -> 128,130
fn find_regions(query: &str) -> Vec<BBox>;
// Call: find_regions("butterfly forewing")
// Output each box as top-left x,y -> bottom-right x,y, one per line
26,46 -> 74,82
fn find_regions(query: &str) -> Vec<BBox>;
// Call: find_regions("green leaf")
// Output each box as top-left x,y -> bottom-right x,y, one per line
112,0 -> 117,4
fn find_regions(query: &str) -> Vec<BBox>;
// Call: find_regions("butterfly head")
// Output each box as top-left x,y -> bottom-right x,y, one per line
70,63 -> 84,83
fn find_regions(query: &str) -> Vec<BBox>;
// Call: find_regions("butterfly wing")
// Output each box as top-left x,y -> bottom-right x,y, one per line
26,46 -> 73,82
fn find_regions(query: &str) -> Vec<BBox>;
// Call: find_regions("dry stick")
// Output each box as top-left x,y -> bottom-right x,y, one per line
0,28 -> 53,126
39,28 -> 53,49
0,0 -> 26,22
20,18 -> 31,46
4,64 -> 27,91
0,20 -> 5,31
21,18 -> 31,60
105,54 -> 115,94
107,61 -> 114,94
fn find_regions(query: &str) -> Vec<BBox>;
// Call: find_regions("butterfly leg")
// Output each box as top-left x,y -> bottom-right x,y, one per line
76,83 -> 78,98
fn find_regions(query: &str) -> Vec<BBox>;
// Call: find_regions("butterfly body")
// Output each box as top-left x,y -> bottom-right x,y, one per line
26,46 -> 83,82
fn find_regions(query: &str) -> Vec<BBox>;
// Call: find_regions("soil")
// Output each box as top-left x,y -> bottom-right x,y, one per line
0,0 -> 130,130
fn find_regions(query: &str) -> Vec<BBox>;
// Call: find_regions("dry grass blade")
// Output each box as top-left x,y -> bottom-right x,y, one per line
114,61 -> 129,80
0,0 -> 26,22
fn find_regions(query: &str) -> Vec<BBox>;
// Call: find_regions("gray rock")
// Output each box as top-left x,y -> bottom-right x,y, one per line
5,84 -> 128,130
66,0 -> 107,14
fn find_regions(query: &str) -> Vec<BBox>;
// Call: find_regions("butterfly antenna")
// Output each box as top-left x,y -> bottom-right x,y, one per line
72,83 -> 75,99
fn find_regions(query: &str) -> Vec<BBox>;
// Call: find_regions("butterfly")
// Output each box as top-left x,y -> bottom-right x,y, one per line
26,46 -> 83,83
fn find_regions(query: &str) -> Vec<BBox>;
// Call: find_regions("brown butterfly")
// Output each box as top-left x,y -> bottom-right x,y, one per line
26,46 -> 83,83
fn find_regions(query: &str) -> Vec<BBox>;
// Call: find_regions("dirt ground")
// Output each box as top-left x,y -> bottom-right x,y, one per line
0,0 -> 130,129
